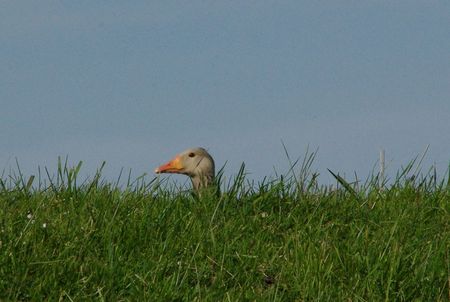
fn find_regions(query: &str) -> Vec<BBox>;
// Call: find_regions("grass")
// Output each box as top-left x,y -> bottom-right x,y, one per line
0,156 -> 449,301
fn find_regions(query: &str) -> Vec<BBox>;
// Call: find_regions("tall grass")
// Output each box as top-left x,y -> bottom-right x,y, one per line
0,156 -> 449,301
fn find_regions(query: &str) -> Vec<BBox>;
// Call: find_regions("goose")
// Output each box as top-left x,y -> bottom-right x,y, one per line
154,147 -> 215,191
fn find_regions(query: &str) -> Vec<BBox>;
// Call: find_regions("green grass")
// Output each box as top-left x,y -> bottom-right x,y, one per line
0,158 -> 449,301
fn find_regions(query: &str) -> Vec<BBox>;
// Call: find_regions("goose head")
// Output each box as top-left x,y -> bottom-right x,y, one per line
155,147 -> 215,191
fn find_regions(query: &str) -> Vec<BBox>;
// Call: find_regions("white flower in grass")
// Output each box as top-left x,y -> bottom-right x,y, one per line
42,223 -> 47,228
27,213 -> 33,219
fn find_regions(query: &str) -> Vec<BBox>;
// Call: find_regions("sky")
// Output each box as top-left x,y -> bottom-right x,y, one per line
1,1 -> 449,187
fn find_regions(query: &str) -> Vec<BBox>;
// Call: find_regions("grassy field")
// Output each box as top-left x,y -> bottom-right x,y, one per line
0,158 -> 449,301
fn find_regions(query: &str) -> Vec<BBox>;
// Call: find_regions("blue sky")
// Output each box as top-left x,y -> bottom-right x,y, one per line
1,1 -> 449,186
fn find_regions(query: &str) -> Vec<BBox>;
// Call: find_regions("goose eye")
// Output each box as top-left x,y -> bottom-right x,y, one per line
188,152 -> 195,158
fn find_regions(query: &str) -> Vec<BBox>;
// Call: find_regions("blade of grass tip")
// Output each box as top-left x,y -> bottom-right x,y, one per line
62,155 -> 68,186
436,170 -> 445,191
281,140 -> 301,185
90,161 -> 106,189
145,176 -> 158,192
133,173 -> 150,194
299,145 -> 314,178
272,166 -> 279,179
26,175 -> 35,192
307,172 -> 320,192
412,144 -> 430,177
1,163 -> 5,179
15,158 -> 27,191
74,160 -> 83,177
86,162 -> 106,195
300,147 -> 319,192
126,168 -> 132,188
432,165 -> 437,189
114,167 -> 124,189
230,162 -> 246,197
215,161 -> 227,186
67,158 -> 75,191
353,171 -> 360,192
0,178 -> 5,191
64,155 -> 70,181
57,156 -> 62,187
420,165 -> 436,190
327,169 -> 360,202
72,161 -> 83,192
447,161 -> 450,187
298,145 -> 311,189
45,167 -> 58,195
38,165 -> 42,191
211,162 -> 226,196
393,156 -> 418,187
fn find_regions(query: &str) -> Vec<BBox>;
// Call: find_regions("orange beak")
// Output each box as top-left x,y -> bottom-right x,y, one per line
154,156 -> 183,174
